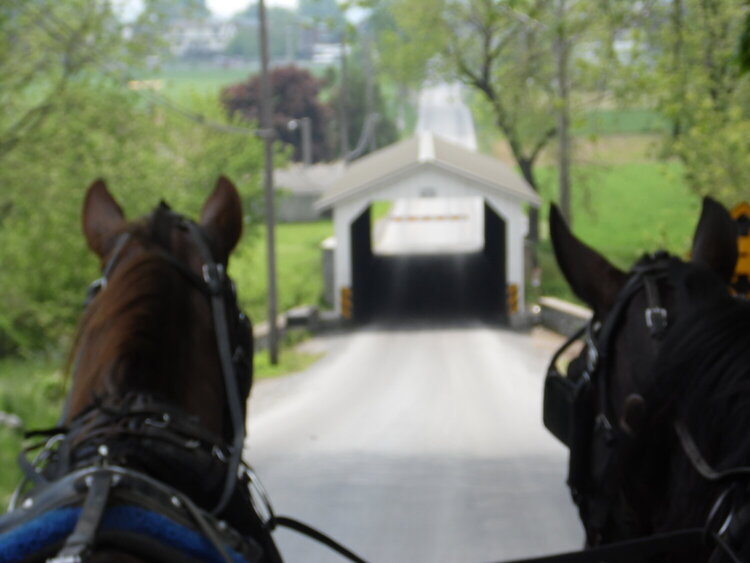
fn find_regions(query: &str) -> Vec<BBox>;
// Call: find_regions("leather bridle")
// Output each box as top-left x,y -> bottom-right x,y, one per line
76,204 -> 252,517
542,252 -> 750,562
544,253 -> 672,538
4,205 -> 367,563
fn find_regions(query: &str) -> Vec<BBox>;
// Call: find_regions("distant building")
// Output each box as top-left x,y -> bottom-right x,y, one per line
274,162 -> 345,222
167,19 -> 237,58
311,43 -> 344,65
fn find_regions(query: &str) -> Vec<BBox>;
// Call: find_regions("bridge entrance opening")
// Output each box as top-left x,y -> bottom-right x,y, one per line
349,197 -> 507,323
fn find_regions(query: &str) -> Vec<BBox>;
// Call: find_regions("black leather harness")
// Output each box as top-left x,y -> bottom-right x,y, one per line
1,205 -> 366,563
539,253 -> 750,562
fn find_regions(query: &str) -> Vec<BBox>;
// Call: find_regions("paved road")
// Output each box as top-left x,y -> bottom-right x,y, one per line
374,199 -> 483,256
380,82 -> 482,258
245,325 -> 583,562
241,84 -> 581,562
416,84 -> 477,151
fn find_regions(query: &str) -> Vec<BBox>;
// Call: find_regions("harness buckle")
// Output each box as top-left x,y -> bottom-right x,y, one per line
202,264 -> 225,294
83,278 -> 106,306
242,465 -> 276,529
645,307 -> 668,336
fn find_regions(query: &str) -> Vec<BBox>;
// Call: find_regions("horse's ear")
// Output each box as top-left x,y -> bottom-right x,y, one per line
550,204 -> 627,314
690,196 -> 738,284
83,179 -> 126,259
200,176 -> 243,257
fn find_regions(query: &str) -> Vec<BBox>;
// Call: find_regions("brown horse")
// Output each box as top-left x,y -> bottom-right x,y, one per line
545,198 -> 750,561
0,178 -> 281,562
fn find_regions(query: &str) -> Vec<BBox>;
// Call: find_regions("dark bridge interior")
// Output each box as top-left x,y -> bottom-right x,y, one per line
350,203 -> 508,323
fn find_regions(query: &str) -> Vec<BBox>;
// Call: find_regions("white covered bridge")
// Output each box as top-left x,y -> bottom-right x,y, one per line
316,132 -> 540,323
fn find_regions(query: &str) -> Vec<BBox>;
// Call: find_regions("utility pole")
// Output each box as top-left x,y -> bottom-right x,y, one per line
363,30 -> 376,153
288,117 -> 312,167
301,117 -> 312,167
557,0 -> 572,225
339,39 -> 350,161
258,0 -> 279,364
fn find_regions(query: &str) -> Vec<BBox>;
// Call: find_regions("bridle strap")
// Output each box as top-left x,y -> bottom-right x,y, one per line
83,232 -> 133,307
180,219 -> 245,516
675,419 -> 750,482
50,471 -> 112,563
672,420 -> 750,560
74,215 -> 247,517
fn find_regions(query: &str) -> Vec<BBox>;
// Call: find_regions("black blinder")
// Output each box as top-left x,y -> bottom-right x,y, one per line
543,325 -> 592,448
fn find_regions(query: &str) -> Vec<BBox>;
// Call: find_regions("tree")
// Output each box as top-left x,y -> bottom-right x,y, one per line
162,0 -> 211,20
221,65 -> 334,162
0,1 -> 266,355
375,0 -> 630,238
227,6 -> 302,61
299,0 -> 346,33
327,56 -> 400,160
376,0 -> 559,240
0,0 -> 167,161
645,0 -> 750,203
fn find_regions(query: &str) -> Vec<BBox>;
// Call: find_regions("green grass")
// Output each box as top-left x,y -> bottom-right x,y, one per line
140,65 -> 259,98
370,200 -> 393,222
231,220 -> 333,323
0,358 -> 65,506
529,161 -> 701,304
575,108 -> 670,136
254,330 -> 323,379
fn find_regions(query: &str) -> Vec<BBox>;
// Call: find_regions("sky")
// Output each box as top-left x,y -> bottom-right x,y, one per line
206,0 -> 299,18
117,0 -> 303,22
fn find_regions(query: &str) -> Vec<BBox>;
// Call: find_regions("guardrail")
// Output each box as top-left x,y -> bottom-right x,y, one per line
253,307 -> 342,351
255,298 -> 590,347
537,296 -> 591,337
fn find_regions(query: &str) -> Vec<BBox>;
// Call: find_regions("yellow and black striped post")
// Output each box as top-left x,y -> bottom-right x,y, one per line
340,286 -> 353,319
731,202 -> 750,297
506,283 -> 519,314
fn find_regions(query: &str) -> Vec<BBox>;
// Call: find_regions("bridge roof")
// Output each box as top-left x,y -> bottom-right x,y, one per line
315,132 -> 540,210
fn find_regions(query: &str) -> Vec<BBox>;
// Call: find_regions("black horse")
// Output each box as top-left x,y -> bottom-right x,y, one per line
545,197 -> 750,561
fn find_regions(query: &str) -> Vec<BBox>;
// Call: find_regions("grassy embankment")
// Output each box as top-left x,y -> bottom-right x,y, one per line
0,358 -> 65,506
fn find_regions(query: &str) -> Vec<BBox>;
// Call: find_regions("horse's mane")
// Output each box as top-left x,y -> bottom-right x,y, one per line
644,289 -> 750,528
67,223 -> 194,417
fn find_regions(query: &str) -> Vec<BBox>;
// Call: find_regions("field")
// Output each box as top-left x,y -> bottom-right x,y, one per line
529,159 -> 701,303
231,220 -> 333,322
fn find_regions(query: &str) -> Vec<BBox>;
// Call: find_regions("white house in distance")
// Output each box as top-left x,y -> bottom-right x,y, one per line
166,19 -> 237,58
315,132 -> 540,323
